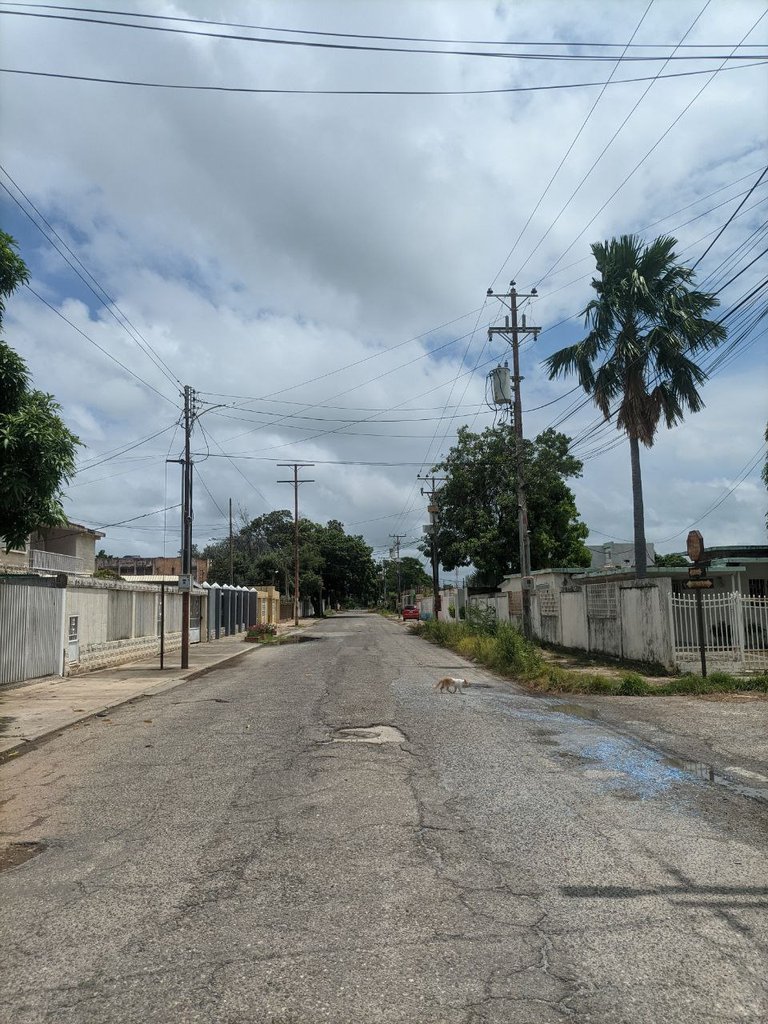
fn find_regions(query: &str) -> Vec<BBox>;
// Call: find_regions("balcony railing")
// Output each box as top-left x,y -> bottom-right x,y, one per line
30,549 -> 85,575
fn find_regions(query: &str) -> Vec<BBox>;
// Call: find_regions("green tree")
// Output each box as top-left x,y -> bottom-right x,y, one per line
546,234 -> 726,578
654,552 -> 689,567
423,425 -> 590,585
0,233 -> 80,551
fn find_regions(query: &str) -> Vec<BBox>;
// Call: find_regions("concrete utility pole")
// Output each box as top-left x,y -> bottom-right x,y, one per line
418,475 -> 445,618
228,497 -> 234,585
277,464 -> 314,626
389,534 -> 404,610
487,282 -> 540,640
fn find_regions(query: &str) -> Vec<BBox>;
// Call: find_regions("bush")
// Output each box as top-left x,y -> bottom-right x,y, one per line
245,623 -> 277,642
490,623 -> 544,677
618,673 -> 651,696
448,604 -> 456,618
465,605 -> 498,636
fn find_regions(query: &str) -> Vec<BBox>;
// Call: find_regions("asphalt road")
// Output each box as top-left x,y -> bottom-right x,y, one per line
1,613 -> 767,1023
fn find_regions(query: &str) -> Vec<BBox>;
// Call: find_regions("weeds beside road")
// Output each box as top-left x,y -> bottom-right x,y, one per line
410,617 -> 768,698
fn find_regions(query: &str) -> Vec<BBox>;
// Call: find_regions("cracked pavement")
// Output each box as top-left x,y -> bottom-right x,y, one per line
1,613 -> 767,1022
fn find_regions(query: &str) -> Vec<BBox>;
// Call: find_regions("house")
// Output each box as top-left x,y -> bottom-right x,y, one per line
588,541 -> 655,571
1,521 -> 105,576
96,554 -> 209,583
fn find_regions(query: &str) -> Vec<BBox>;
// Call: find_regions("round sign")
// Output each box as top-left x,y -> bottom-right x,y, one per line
686,530 -> 705,563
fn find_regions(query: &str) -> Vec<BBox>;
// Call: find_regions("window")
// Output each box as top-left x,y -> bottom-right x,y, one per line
586,583 -> 618,618
748,578 -> 766,598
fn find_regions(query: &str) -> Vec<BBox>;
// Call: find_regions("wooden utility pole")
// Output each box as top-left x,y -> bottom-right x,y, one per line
418,475 -> 445,618
487,283 -> 540,640
389,534 -> 405,610
277,463 -> 314,625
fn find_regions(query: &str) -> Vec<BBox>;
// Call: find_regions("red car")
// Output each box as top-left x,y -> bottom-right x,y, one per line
401,605 -> 420,621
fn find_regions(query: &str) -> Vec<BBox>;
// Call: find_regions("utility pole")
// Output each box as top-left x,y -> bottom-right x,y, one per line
418,474 -> 445,619
277,463 -> 314,626
487,282 -> 540,640
389,534 -> 404,610
180,384 -> 196,669
228,497 -> 234,585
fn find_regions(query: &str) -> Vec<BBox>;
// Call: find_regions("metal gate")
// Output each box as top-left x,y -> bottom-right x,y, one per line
671,592 -> 768,670
190,594 -> 202,643
0,578 -> 65,684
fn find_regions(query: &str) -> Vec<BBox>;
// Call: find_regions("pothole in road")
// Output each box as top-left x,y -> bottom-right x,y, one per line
0,840 -> 46,872
331,725 -> 406,745
276,635 -> 322,645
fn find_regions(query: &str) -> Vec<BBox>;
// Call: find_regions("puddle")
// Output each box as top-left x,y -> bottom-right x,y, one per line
556,751 -> 600,765
536,738 -> 560,746
331,725 -> 406,745
0,841 -> 46,872
547,703 -> 600,721
276,635 -> 321,645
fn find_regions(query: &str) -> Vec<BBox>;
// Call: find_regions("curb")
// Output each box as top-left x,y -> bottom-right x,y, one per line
0,641 -> 266,765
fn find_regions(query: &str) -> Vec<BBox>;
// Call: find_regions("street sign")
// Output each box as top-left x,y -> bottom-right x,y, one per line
684,579 -> 714,589
687,530 -> 705,563
687,563 -> 709,579
178,574 -> 193,592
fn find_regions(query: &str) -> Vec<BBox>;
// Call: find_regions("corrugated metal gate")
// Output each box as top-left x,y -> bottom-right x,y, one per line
0,577 -> 65,684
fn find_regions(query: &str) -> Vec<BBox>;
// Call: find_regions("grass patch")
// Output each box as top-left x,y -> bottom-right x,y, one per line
411,619 -> 768,697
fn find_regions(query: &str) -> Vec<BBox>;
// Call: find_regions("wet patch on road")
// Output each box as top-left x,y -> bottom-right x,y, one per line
276,635 -> 323,645
547,702 -> 600,721
0,840 -> 46,872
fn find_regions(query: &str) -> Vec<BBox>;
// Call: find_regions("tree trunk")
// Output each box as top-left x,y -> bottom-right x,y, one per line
629,434 -> 647,579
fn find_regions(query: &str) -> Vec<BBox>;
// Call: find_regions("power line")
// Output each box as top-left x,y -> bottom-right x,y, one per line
75,421 -> 180,473
491,0 -> 655,289
656,443 -> 767,543
691,164 -> 768,270
3,61 -> 764,97
0,166 -> 182,391
4,4 -> 765,50
534,9 -> 768,287
23,283 -> 178,406
4,8 -> 766,61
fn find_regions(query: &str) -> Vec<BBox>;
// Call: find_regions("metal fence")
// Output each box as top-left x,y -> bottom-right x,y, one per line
29,549 -> 85,574
671,592 -> 768,670
0,578 -> 64,684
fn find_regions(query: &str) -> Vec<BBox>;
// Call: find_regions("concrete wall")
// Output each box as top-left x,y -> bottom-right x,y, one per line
66,578 -> 191,675
531,578 -> 675,669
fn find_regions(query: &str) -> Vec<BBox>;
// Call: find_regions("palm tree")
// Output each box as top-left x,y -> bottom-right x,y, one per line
545,234 -> 726,578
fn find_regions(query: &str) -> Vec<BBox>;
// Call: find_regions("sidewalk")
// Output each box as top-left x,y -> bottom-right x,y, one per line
0,633 -> 273,760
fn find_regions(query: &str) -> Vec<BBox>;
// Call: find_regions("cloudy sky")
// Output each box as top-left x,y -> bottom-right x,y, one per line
1,0 -> 766,572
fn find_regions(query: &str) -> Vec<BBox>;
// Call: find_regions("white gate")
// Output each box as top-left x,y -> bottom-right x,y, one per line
671,592 -> 768,671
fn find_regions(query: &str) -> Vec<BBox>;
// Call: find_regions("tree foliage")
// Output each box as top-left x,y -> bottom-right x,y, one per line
0,232 -> 81,552
377,556 -> 433,603
654,552 -> 689,567
423,425 -> 591,585
203,510 -> 378,606
546,234 -> 726,577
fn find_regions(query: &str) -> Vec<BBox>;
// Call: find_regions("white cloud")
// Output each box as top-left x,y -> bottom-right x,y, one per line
1,0 -> 766,560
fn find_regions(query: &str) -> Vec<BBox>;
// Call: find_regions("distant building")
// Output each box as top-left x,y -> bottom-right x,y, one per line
95,554 -> 209,584
1,521 -> 105,576
588,541 -> 655,571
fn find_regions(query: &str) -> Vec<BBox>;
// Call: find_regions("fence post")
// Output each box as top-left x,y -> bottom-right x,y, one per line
733,593 -> 746,669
